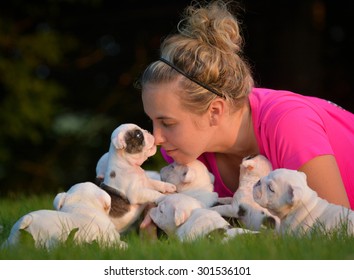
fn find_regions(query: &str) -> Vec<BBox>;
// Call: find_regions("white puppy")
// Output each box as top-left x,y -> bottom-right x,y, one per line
212,155 -> 279,230
3,182 -> 126,249
149,193 -> 255,242
96,152 -> 160,184
160,159 -> 218,207
253,168 -> 354,235
98,123 -> 176,232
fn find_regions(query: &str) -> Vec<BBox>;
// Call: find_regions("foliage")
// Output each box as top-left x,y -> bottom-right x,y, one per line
0,0 -> 174,196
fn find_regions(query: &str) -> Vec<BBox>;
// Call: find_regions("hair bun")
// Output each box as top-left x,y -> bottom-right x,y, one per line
178,1 -> 243,54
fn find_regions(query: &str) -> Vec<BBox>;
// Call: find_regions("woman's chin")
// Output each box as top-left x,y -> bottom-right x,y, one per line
169,154 -> 196,165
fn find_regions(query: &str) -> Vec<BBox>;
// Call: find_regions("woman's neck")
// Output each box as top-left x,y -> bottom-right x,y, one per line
217,102 -> 259,158
213,102 -> 259,193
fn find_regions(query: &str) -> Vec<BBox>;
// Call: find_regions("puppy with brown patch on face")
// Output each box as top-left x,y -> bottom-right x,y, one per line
253,168 -> 354,235
98,123 -> 176,233
212,155 -> 279,231
2,182 -> 126,250
159,159 -> 218,207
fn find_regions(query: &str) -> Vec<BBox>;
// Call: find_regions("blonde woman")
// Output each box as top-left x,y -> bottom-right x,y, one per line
139,1 -> 354,213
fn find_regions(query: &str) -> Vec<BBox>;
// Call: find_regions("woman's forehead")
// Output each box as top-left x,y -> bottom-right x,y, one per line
142,84 -> 188,116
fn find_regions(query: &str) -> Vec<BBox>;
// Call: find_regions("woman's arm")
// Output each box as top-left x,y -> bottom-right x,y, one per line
298,154 -> 350,208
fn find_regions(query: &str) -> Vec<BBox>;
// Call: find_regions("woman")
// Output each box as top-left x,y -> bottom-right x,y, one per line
139,1 -> 354,209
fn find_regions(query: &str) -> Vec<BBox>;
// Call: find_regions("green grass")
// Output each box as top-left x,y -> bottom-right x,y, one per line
1,195 -> 354,260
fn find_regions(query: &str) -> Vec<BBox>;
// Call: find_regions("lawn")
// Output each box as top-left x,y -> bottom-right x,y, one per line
1,194 -> 354,260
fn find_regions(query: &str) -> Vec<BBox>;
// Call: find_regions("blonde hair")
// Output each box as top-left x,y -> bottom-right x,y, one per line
140,0 -> 254,114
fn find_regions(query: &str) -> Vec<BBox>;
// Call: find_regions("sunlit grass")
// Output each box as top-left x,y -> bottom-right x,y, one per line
1,195 -> 354,260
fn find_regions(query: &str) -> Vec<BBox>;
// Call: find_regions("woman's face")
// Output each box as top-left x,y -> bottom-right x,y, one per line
142,80 -> 213,164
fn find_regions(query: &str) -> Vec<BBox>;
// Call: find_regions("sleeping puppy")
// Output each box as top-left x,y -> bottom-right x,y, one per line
159,159 -> 218,207
253,168 -> 354,235
212,155 -> 279,230
98,123 -> 176,233
2,182 -> 126,249
149,193 -> 256,242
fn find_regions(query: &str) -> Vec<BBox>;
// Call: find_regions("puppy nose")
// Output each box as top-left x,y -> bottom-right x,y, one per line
262,216 -> 276,229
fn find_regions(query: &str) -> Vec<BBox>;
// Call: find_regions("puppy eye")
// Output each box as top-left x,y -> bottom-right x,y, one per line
255,180 -> 261,186
134,129 -> 143,140
267,183 -> 275,193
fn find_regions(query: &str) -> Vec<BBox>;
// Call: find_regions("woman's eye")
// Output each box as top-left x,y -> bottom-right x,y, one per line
161,120 -> 177,127
267,184 -> 275,193
162,122 -> 173,127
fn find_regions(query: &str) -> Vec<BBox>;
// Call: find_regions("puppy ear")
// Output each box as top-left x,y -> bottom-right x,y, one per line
242,159 -> 255,171
174,207 -> 189,226
183,168 -> 195,183
297,171 -> 308,184
98,192 -> 111,213
286,185 -> 303,205
111,131 -> 126,150
286,170 -> 306,205
53,192 -> 66,210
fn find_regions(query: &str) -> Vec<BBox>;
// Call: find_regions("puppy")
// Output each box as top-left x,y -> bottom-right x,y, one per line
212,155 -> 279,230
253,168 -> 354,235
3,182 -> 126,249
96,152 -> 160,184
160,159 -> 218,207
98,123 -> 176,233
149,193 -> 256,242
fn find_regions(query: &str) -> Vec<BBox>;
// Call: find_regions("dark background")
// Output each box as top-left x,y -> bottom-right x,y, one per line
0,0 -> 353,196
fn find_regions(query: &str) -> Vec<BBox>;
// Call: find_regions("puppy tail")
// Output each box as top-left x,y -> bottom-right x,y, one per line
18,214 -> 33,229
2,214 -> 33,249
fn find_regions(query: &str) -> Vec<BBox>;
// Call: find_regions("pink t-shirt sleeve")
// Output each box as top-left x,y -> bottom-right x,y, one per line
263,105 -> 334,170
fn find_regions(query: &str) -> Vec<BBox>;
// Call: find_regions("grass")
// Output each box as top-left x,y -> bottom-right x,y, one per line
1,194 -> 354,260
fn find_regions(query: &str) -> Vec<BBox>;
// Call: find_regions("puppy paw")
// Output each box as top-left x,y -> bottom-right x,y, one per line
217,197 -> 233,205
118,241 -> 128,250
163,182 -> 177,193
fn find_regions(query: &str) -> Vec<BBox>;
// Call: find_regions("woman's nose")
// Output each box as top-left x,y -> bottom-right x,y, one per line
153,127 -> 165,145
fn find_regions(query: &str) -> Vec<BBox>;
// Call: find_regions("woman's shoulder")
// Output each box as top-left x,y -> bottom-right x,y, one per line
249,88 -> 312,124
249,88 -> 308,108
249,87 -> 353,122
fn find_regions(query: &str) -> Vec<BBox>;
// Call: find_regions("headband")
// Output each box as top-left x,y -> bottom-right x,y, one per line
159,57 -> 224,98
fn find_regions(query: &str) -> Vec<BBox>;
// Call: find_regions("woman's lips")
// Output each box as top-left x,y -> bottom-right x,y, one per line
165,148 -> 178,156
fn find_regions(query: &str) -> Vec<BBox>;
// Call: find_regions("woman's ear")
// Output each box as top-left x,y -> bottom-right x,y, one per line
208,99 -> 225,126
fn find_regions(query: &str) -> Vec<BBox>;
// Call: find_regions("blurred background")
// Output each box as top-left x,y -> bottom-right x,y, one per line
0,0 -> 353,196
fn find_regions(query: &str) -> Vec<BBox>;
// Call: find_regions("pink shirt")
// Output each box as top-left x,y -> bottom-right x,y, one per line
162,88 -> 354,208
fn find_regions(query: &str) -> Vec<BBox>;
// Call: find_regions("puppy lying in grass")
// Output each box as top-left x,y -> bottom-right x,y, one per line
253,168 -> 354,235
149,193 -> 256,242
2,182 -> 126,250
212,155 -> 279,230
140,159 -> 218,238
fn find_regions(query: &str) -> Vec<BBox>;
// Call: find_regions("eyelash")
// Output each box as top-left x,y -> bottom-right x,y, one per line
161,121 -> 176,128
267,184 -> 275,193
